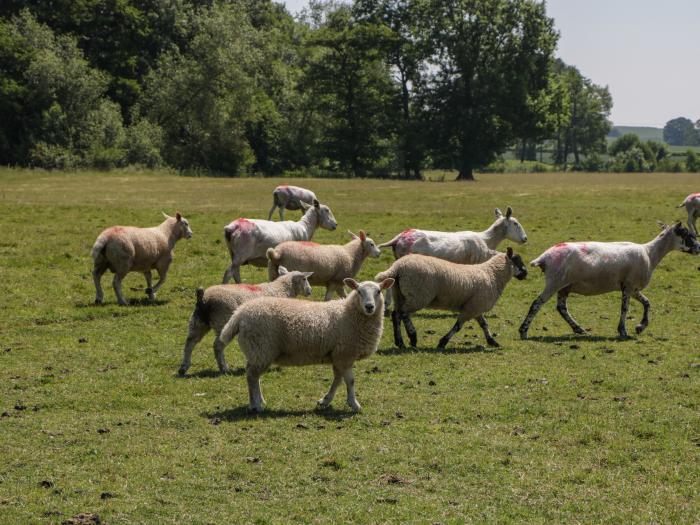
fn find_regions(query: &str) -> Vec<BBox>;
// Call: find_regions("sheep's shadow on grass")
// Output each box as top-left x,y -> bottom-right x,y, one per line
74,298 -> 169,308
203,405 -> 358,423
525,334 -> 629,344
377,344 -> 494,356
177,367 -> 246,379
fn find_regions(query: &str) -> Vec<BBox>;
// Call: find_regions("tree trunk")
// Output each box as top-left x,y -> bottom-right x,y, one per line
456,156 -> 475,180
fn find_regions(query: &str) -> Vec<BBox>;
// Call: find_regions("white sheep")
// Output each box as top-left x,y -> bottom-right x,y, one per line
375,248 -> 527,349
217,278 -> 395,413
266,230 -> 381,300
178,266 -> 314,376
379,206 -> 527,313
519,222 -> 700,340
678,193 -> 700,235
222,199 -> 337,284
91,212 -> 193,305
268,185 -> 317,220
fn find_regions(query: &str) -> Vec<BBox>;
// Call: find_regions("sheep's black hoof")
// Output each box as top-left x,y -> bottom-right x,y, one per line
635,324 -> 646,335
487,339 -> 500,348
573,326 -> 585,334
617,332 -> 631,340
394,340 -> 406,349
518,329 -> 528,340
177,368 -> 187,376
145,287 -> 153,295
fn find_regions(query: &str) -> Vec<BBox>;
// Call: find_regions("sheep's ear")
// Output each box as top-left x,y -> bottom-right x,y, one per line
162,211 -> 171,219
278,266 -> 289,275
343,278 -> 359,290
176,212 -> 182,222
507,247 -> 514,259
302,271 -> 314,278
347,230 -> 358,239
359,230 -> 366,241
380,278 -> 395,290
313,198 -> 320,208
656,220 -> 667,230
506,206 -> 512,219
495,208 -> 503,218
300,201 -> 311,211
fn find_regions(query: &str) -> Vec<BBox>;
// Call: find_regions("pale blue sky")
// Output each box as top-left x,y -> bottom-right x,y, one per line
282,0 -> 700,127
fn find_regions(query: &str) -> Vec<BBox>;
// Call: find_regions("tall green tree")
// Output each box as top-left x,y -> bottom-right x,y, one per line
663,117 -> 699,146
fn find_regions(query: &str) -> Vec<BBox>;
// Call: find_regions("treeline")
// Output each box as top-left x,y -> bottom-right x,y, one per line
0,0 -> 614,178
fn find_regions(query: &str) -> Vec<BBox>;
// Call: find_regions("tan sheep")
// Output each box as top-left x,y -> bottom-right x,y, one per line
375,249 -> 527,349
266,230 -> 381,300
91,212 -> 193,305
217,278 -> 395,413
178,267 -> 314,375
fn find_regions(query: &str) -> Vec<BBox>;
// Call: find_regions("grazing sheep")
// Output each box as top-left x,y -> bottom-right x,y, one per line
217,278 -> 395,413
268,185 -> 317,220
266,230 -> 381,300
678,193 -> 700,235
375,248 -> 527,349
519,222 -> 700,340
91,212 -> 193,305
178,267 -> 314,376
379,206 -> 527,313
222,199 -> 337,284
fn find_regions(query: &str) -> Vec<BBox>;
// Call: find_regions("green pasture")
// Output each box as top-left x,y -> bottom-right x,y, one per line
1,168 -> 699,524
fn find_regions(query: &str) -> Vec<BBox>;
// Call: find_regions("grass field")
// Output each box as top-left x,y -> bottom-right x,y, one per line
1,168 -> 699,524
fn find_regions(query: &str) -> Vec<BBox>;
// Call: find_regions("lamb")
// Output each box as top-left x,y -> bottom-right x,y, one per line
222,198 -> 337,284
268,185 -> 317,220
266,230 -> 381,300
178,267 -> 314,376
678,193 -> 700,235
91,212 -> 193,305
518,222 -> 700,340
375,248 -> 527,349
217,278 -> 395,413
379,206 -> 527,313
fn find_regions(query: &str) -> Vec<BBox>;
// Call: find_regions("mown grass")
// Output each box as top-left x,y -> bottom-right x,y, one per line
1,168 -> 699,524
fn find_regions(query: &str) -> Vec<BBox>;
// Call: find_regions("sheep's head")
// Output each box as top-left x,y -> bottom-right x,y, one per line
350,230 -> 381,258
303,199 -> 337,231
496,206 -> 527,244
669,222 -> 700,255
344,278 -> 394,316
506,247 -> 527,280
164,212 -> 193,239
277,266 -> 314,296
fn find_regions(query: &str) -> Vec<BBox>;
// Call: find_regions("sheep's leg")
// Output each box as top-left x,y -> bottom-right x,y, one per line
336,286 -> 346,299
401,313 -> 417,347
112,274 -> 129,306
437,318 -> 464,349
556,289 -> 585,334
318,365 -> 343,408
476,315 -> 500,347
391,310 -> 405,348
212,336 -> 230,374
617,288 -> 631,339
691,211 -> 698,236
267,202 -> 277,221
279,207 -> 285,221
178,318 -> 210,375
383,289 -> 393,317
324,286 -> 335,301
519,289 -> 555,339
150,267 -> 168,297
246,365 -> 265,413
341,368 -> 361,412
633,290 -> 651,334
92,266 -> 107,304
144,271 -> 155,301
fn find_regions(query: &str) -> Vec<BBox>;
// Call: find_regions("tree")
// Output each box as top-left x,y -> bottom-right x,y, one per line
663,117 -> 699,146
420,0 -> 557,180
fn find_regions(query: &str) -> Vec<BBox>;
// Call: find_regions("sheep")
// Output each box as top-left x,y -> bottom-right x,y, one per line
379,206 -> 527,313
268,185 -> 317,221
375,248 -> 527,349
178,266 -> 314,376
266,230 -> 381,300
222,198 -> 337,284
91,212 -> 193,305
678,193 -> 700,235
518,222 -> 700,340
217,278 -> 395,413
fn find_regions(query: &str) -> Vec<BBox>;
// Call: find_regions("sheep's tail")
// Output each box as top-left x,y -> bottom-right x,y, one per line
375,267 -> 396,282
192,287 -> 209,325
219,311 -> 241,347
378,232 -> 402,248
224,225 -> 234,242
677,202 -> 686,208
90,235 -> 109,261
530,254 -> 546,271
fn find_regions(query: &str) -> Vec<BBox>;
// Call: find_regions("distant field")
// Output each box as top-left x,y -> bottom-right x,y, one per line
610,125 -> 665,142
1,168 -> 699,523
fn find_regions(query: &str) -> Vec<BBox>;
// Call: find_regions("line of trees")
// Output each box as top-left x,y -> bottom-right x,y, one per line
0,0 -> 614,178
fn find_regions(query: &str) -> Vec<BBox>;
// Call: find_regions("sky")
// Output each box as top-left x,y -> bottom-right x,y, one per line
282,0 -> 700,127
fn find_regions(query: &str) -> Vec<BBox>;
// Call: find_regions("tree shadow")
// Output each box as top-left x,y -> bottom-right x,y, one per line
377,344 -> 494,356
202,405 -> 358,423
176,367 -> 246,379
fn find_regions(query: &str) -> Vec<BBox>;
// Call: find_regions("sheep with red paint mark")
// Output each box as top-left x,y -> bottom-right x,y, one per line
91,212 -> 193,305
519,222 -> 700,340
222,199 -> 337,283
268,185 -> 317,221
266,230 -> 381,300
678,193 -> 700,235
178,266 -> 314,375
217,278 -> 394,413
376,249 -> 528,349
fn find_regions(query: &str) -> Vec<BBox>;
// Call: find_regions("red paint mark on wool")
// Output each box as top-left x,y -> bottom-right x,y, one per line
238,284 -> 261,292
233,218 -> 255,232
299,241 -> 319,247
579,244 -> 589,254
399,229 -> 418,252
553,242 -> 568,249
105,226 -> 125,238
687,193 -> 700,202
